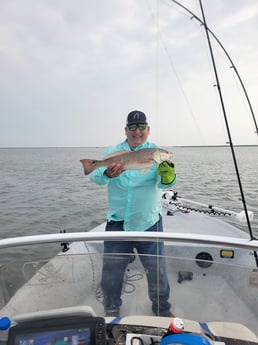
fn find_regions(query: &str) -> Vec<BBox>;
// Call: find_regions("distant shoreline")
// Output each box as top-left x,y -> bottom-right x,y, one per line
0,145 -> 258,149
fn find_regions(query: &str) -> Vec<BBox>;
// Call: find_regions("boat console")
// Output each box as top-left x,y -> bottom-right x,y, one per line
4,307 -> 258,345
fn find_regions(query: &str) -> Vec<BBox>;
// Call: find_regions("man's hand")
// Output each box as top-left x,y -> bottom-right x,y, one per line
104,163 -> 125,178
157,161 -> 176,185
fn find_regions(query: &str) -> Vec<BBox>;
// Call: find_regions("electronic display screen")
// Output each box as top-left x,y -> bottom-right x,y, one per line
7,316 -> 106,345
14,327 -> 91,345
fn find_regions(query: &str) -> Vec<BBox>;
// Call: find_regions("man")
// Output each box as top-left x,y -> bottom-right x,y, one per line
90,110 -> 176,316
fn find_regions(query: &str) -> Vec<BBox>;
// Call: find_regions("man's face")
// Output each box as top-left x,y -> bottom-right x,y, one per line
125,123 -> 150,149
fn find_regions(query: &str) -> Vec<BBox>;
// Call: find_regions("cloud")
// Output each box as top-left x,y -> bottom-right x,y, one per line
221,4 -> 258,28
0,0 -> 258,147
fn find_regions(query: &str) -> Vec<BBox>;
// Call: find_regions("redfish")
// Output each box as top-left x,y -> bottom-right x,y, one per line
80,148 -> 173,175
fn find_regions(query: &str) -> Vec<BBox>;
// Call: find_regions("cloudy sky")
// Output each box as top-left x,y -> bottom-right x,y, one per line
1,0 -> 258,147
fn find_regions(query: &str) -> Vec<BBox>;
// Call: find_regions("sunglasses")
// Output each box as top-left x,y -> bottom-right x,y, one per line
127,123 -> 147,131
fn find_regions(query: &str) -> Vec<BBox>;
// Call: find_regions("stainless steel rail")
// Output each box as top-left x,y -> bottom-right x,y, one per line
0,231 -> 258,251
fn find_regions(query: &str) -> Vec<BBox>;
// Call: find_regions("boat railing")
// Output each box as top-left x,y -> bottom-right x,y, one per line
0,231 -> 258,251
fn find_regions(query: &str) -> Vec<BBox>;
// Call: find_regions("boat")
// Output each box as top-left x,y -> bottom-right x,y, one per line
0,191 -> 258,344
1,1 -> 258,345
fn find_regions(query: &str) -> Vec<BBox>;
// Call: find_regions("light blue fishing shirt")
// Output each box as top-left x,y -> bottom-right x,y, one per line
90,140 -> 176,231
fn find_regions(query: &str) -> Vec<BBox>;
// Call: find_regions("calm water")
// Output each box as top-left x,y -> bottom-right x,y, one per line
0,146 -> 258,302
1,146 -> 258,239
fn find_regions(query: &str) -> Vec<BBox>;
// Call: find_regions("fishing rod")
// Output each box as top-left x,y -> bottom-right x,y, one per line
169,0 -> 258,136
199,0 -> 258,268
197,0 -> 255,243
167,0 -> 257,239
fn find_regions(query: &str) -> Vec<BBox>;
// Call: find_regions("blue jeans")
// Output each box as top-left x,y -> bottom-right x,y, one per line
101,216 -> 171,315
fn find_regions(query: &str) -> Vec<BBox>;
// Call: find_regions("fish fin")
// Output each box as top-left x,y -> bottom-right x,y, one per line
104,150 -> 130,159
80,159 -> 98,175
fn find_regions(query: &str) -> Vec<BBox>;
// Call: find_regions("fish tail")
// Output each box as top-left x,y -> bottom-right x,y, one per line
80,159 -> 96,175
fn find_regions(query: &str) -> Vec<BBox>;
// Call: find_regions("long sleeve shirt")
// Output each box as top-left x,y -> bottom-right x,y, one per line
90,140 -> 176,231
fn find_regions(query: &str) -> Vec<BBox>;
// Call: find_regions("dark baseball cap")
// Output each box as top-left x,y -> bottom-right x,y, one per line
126,110 -> 148,126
